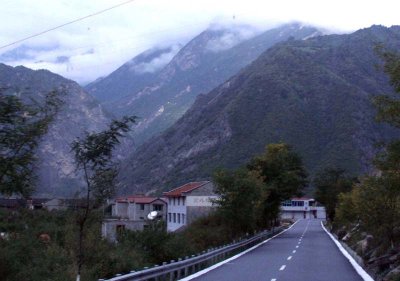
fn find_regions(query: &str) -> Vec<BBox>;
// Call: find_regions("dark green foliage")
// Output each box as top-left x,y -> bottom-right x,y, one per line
314,167 -> 356,221
249,143 -> 307,228
0,209 -> 145,281
0,209 -> 72,281
213,168 -> 263,233
248,143 -> 308,201
213,143 -> 307,233
374,50 -> 400,127
0,90 -> 63,197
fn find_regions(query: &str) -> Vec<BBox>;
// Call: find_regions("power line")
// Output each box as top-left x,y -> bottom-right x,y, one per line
0,0 -> 137,50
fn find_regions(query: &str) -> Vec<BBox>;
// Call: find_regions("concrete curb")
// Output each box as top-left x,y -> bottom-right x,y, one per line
321,221 -> 375,281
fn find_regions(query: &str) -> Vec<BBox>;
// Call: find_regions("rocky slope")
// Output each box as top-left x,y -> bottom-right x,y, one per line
87,23 -> 321,145
0,63 -> 131,197
119,25 -> 400,194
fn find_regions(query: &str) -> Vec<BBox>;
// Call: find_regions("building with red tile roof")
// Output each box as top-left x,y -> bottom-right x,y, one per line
164,181 -> 219,232
102,195 -> 167,242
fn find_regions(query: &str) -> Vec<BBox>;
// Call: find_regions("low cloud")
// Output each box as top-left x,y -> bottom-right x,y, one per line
129,45 -> 181,74
206,26 -> 259,52
0,0 -> 399,84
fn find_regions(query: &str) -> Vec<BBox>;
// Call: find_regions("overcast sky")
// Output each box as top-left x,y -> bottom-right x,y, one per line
0,0 -> 399,84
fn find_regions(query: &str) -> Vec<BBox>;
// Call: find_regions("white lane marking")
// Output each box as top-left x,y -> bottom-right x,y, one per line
292,250 -> 296,253
271,279 -> 277,281
296,245 -> 299,248
279,265 -> 286,271
287,256 -> 292,260
179,221 -> 301,281
321,221 -> 374,281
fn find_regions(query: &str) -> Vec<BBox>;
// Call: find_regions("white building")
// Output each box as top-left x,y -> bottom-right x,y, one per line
164,181 -> 218,232
280,197 -> 326,220
102,195 -> 167,241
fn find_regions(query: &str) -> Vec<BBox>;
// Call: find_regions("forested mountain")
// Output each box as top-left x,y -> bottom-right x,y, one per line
87,23 -> 321,144
119,25 -> 400,194
0,64 -> 131,197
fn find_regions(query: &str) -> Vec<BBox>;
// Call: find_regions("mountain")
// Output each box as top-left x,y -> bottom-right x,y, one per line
85,45 -> 181,103
0,63 -> 130,197
118,25 -> 400,194
87,23 -> 321,145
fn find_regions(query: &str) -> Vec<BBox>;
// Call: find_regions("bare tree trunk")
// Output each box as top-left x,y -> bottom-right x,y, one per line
76,162 -> 92,281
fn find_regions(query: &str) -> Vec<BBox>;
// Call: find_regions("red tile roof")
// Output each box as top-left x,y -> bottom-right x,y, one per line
116,195 -> 165,204
291,197 -> 314,201
163,181 -> 209,197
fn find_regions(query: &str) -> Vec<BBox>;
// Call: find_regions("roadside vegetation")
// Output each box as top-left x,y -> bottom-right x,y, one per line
0,130 -> 306,281
318,50 -> 400,281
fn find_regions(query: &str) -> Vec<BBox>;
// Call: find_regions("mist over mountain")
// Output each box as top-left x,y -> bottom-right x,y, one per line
118,25 -> 400,195
0,63 -> 132,197
87,23 -> 321,145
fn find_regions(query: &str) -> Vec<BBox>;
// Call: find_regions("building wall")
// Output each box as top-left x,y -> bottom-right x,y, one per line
114,202 -> 128,218
186,206 -> 215,224
280,207 -> 326,220
166,183 -> 218,232
187,182 -> 216,196
102,220 -> 147,242
167,196 -> 187,232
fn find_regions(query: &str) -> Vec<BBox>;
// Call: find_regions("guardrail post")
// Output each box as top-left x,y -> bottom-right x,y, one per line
176,258 -> 182,279
169,260 -> 175,281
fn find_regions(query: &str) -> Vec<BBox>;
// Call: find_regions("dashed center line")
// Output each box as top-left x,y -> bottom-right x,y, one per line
296,245 -> 299,248
292,250 -> 296,253
287,256 -> 292,260
279,265 -> 286,271
271,279 -> 277,281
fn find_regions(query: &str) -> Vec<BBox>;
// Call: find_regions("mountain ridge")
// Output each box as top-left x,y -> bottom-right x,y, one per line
0,63 -> 131,197
87,23 -> 321,145
118,25 -> 400,195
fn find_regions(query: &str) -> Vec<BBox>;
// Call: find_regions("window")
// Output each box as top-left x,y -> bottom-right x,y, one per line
169,198 -> 171,205
178,213 -> 181,224
139,204 -> 145,210
168,213 -> 171,222
173,198 -> 176,205
182,197 -> 185,206
282,200 -> 292,206
116,225 -> 125,235
291,201 -> 304,207
153,204 -> 163,211
173,213 -> 176,223
182,214 -> 185,224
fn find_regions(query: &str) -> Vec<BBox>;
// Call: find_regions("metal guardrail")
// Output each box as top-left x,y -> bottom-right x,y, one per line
100,226 -> 285,281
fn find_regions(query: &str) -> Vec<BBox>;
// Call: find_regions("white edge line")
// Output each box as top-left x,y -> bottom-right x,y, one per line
179,220 -> 300,281
320,221 -> 374,281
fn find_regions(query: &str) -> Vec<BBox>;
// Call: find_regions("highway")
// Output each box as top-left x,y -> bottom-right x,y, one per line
184,219 -> 365,281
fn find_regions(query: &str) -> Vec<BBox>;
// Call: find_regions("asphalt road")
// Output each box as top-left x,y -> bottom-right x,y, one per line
187,219 -> 364,281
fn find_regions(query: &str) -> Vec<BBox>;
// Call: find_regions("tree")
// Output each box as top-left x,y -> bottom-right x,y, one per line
247,143 -> 308,227
70,115 -> 136,281
213,168 -> 264,234
313,168 -> 355,221
373,49 -> 400,127
0,89 -> 63,197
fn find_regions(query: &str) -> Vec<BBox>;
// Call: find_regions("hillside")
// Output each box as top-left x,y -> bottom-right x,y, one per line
87,23 -> 321,144
119,25 -> 400,194
0,64 -> 131,197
